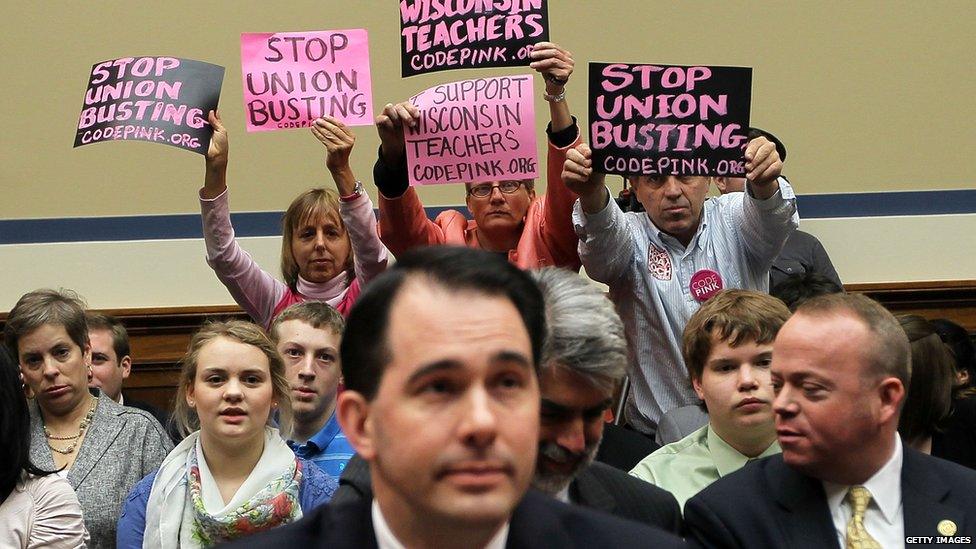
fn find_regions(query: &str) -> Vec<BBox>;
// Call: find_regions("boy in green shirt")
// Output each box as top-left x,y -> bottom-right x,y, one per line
630,290 -> 791,510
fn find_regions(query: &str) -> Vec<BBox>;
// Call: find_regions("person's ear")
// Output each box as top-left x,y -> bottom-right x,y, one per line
714,177 -> 729,194
83,343 -> 93,381
337,390 -> 376,460
957,369 -> 970,388
186,382 -> 196,407
877,377 -> 906,424
692,374 -> 706,401
120,355 -> 132,379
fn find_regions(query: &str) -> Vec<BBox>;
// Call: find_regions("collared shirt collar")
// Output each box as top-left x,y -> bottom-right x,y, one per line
287,411 -> 340,454
823,434 -> 903,524
706,424 -> 781,478
372,499 -> 510,549
646,199 -> 711,254
555,485 -> 571,504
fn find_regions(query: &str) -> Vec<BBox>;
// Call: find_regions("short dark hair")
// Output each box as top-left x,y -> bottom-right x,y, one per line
931,318 -> 976,396
1,344 -> 55,501
771,272 -> 843,312
341,246 -> 545,400
85,312 -> 130,362
4,289 -> 89,355
897,315 -> 954,445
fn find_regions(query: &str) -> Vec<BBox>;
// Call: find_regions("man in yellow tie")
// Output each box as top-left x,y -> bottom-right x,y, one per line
683,293 -> 976,548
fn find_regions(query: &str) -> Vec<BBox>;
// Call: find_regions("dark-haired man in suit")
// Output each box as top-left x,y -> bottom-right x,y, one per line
685,293 -> 976,548
86,312 -> 174,441
225,247 -> 685,549
331,268 -> 683,534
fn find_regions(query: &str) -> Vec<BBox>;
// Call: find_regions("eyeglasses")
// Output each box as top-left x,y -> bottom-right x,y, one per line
467,181 -> 524,198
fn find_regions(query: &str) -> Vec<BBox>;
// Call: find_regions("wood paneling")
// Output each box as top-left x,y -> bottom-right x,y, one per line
4,280 -> 975,414
2,305 -> 248,413
113,306 -> 249,411
845,280 -> 976,331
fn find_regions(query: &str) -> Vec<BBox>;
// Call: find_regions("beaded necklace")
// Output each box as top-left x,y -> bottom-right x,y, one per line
44,395 -> 97,455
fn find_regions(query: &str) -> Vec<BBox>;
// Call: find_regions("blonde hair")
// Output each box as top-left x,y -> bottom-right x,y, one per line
173,320 -> 291,437
280,188 -> 354,291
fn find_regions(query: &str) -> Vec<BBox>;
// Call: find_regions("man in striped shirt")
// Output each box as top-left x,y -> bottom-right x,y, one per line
562,138 -> 797,436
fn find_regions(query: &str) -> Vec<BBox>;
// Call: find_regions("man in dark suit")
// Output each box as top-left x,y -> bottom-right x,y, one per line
331,268 -> 682,534
685,293 -> 976,548
225,247 -> 685,548
86,312 -> 173,436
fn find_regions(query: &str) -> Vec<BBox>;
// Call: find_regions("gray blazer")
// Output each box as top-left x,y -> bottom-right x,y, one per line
29,390 -> 173,549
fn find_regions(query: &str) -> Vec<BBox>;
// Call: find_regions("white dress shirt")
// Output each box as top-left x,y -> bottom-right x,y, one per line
372,499 -> 510,549
555,485 -> 571,504
823,435 -> 904,549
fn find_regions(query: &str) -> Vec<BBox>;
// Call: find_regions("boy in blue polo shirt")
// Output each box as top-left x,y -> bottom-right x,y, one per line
272,302 -> 354,476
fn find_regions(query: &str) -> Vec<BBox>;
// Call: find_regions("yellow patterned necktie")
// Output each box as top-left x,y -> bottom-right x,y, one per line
845,485 -> 882,549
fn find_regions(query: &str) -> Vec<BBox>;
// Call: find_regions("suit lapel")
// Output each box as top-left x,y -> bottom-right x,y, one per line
569,466 -> 615,514
340,498 -> 379,549
770,458 -> 841,549
901,449 -> 966,538
506,491 -> 572,549
67,394 -> 124,488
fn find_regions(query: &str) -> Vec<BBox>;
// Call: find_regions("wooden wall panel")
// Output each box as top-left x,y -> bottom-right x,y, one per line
846,280 -> 976,331
3,281 -> 975,414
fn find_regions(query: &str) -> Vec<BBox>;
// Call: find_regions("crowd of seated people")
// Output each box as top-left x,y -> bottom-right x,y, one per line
3,37 -> 976,549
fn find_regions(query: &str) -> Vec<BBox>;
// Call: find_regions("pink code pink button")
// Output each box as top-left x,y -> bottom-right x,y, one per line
690,269 -> 723,302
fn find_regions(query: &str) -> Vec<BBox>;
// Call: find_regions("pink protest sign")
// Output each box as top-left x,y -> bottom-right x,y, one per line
241,29 -> 373,132
404,75 -> 537,186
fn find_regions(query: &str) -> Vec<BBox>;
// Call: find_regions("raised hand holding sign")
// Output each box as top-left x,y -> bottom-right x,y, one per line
75,56 -> 224,155
404,75 -> 538,186
588,62 -> 752,178
241,29 -> 374,132
399,0 -> 549,76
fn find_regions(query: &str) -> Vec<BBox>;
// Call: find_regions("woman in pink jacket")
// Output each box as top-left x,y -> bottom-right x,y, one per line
199,111 -> 388,328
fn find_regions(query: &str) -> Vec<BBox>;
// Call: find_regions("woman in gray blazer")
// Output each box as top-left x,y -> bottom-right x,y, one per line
4,289 -> 173,548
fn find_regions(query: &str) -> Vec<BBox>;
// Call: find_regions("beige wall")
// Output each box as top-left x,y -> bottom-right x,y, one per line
1,1 -> 973,309
3,214 -> 974,310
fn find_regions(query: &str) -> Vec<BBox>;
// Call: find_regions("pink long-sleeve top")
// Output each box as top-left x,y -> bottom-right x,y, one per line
200,188 -> 388,328
378,130 -> 583,271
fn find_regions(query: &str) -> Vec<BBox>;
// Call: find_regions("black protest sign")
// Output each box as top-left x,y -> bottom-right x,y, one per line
588,62 -> 752,177
75,57 -> 225,155
400,0 -> 549,77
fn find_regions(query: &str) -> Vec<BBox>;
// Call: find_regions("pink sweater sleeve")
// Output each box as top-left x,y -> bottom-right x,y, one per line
339,191 -> 389,285
378,187 -> 451,258
200,189 -> 286,326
